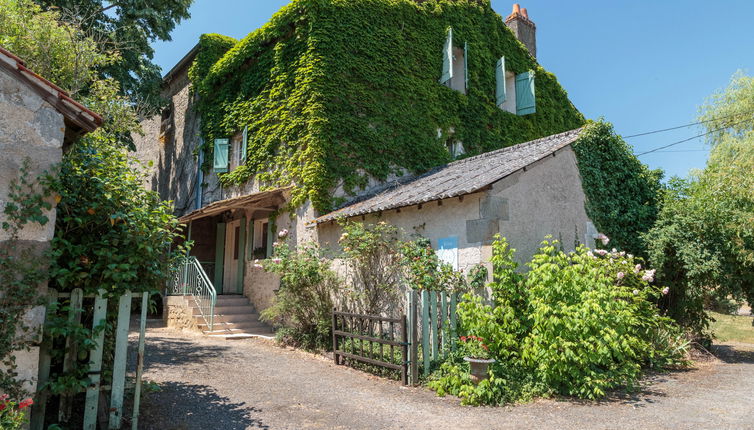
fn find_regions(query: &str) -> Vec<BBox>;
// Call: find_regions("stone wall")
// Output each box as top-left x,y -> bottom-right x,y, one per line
163,296 -> 199,331
0,67 -> 65,394
243,264 -> 280,314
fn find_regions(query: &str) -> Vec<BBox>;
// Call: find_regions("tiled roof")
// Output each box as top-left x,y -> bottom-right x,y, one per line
0,46 -> 103,134
313,127 -> 583,224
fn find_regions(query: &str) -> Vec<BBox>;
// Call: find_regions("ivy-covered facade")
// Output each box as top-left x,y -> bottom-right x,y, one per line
189,0 -> 584,212
134,0 -> 607,320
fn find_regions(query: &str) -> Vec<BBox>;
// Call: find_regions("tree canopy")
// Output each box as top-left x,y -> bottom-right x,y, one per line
646,71 -> 754,338
33,0 -> 192,110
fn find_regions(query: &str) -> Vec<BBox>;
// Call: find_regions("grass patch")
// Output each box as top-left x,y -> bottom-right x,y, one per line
709,311 -> 754,343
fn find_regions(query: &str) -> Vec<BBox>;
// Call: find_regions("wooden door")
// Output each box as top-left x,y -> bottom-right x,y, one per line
223,219 -> 240,294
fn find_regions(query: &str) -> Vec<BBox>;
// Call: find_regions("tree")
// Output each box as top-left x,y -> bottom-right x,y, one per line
645,71 -> 754,339
34,0 -> 192,110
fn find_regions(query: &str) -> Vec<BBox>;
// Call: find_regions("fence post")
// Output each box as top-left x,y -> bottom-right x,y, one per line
109,291 -> 132,429
409,290 -> 418,385
30,290 -> 58,430
440,291 -> 447,358
421,290 -> 430,376
450,292 -> 458,351
59,288 -> 83,422
430,291 -> 439,362
401,314 -> 408,385
131,292 -> 149,430
83,291 -> 108,430
332,307 -> 339,365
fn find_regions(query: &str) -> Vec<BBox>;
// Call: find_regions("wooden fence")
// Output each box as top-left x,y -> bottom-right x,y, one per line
406,290 -> 460,384
31,289 -> 149,430
332,309 -> 409,385
331,290 -> 460,386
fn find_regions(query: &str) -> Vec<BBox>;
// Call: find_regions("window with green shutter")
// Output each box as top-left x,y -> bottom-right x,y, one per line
213,138 -> 229,173
241,126 -> 248,163
439,27 -> 453,84
495,57 -> 506,106
515,71 -> 536,115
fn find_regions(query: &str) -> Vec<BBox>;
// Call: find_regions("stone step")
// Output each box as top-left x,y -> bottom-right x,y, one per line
215,296 -> 250,306
190,305 -> 257,316
197,320 -> 269,331
193,313 -> 261,324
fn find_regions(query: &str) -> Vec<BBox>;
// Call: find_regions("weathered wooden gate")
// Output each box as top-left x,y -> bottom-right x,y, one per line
406,290 -> 460,384
31,289 -> 149,430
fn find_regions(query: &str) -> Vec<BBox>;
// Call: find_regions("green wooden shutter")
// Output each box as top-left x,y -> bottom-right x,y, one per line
241,126 -> 248,163
213,138 -> 229,173
463,41 -> 469,90
495,57 -> 506,106
439,27 -> 453,84
515,71 -> 536,115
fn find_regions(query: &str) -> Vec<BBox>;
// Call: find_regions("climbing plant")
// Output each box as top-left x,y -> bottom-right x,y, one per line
571,120 -> 663,257
189,0 -> 584,212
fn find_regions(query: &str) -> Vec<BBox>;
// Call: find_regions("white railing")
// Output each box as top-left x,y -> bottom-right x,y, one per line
168,256 -> 216,331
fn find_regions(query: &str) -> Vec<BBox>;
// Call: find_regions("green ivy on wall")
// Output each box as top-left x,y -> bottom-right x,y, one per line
189,0 -> 584,212
572,120 -> 663,257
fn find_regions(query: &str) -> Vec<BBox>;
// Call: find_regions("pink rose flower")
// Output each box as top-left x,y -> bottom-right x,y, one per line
662,287 -> 670,295
634,264 -> 642,274
617,272 -> 625,280
594,249 -> 608,256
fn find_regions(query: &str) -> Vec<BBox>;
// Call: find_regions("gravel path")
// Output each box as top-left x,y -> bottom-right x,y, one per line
137,324 -> 754,430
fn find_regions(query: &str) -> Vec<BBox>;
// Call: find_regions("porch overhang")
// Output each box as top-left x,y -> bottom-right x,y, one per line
179,187 -> 292,223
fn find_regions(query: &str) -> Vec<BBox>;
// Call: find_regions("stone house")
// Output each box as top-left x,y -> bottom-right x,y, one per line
133,1 -> 595,322
0,46 -> 102,394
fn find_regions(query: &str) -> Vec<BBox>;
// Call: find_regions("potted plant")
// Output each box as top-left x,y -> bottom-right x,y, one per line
460,335 -> 495,384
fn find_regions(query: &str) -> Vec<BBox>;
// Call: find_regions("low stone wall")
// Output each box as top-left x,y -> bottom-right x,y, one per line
163,296 -> 198,331
244,264 -> 280,314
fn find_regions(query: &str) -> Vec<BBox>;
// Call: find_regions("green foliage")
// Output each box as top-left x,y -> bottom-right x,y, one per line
458,335 -> 489,359
47,135 -> 186,297
429,236 -> 688,405
645,72 -> 754,339
260,240 -> 342,350
572,120 -> 663,257
0,161 -> 51,398
338,220 -> 403,316
0,0 -> 114,95
34,0 -> 193,109
188,0 -> 584,212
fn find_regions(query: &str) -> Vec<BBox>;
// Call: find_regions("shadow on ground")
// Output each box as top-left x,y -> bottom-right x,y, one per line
139,381 -> 268,430
712,343 -> 754,364
135,336 -> 233,369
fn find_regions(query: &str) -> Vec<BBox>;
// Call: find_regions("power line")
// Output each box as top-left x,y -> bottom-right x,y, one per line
622,110 -> 754,139
635,117 -> 754,157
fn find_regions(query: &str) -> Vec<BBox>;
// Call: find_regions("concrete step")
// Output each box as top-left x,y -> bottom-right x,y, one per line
193,313 -> 262,325
197,320 -> 269,331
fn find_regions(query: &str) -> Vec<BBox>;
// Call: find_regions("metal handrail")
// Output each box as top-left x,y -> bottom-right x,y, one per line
168,256 -> 216,331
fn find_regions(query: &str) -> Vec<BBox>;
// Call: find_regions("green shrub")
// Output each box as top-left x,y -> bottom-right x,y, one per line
260,239 -> 342,350
429,235 -> 688,405
0,395 -> 33,429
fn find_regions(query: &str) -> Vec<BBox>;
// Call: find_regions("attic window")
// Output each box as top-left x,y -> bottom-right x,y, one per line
495,57 -> 536,115
439,28 -> 468,94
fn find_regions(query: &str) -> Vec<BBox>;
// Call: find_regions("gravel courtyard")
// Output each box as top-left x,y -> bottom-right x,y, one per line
137,324 -> 754,430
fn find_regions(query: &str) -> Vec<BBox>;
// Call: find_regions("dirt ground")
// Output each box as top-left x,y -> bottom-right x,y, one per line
135,324 -> 754,430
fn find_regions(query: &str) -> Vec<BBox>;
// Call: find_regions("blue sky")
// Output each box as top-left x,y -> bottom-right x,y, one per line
151,0 -> 754,179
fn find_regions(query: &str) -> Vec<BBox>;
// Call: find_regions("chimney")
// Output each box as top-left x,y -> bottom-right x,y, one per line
504,3 -> 536,58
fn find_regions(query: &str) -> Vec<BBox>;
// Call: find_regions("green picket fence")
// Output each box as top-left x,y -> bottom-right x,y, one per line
406,290 -> 460,385
31,289 -> 149,430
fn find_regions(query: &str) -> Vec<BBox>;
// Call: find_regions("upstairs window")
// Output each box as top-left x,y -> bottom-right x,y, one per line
228,126 -> 249,172
213,138 -> 229,173
439,28 -> 468,94
495,57 -> 536,116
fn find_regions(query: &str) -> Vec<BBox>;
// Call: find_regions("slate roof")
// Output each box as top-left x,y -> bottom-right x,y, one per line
313,127 -> 584,224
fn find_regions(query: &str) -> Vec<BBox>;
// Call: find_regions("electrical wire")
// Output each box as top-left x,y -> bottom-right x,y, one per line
635,117 -> 754,156
622,109 -> 754,138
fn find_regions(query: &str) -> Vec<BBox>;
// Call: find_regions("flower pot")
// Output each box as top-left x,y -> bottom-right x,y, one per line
464,356 -> 495,384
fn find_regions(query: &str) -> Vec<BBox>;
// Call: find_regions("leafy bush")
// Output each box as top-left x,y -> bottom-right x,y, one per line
260,239 -> 342,350
338,221 -> 403,316
429,235 -> 687,405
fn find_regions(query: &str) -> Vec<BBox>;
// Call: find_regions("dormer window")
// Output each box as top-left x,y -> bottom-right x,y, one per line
439,28 -> 468,94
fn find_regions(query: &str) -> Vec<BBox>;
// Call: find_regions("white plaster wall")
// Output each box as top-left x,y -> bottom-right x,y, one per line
317,145 -> 593,271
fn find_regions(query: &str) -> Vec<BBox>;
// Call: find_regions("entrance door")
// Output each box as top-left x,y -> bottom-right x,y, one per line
223,219 -> 241,294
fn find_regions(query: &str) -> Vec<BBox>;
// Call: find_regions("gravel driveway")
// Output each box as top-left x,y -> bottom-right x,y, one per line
136,324 -> 754,430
